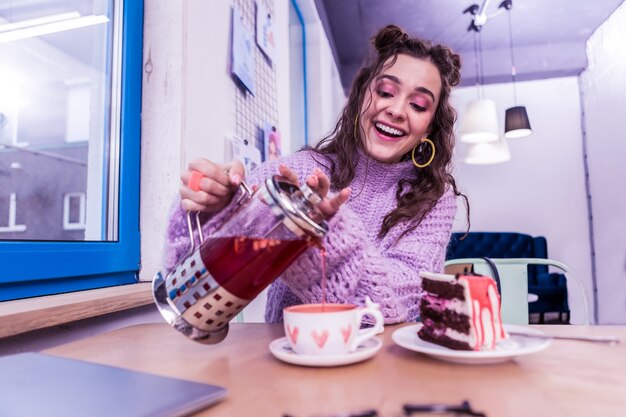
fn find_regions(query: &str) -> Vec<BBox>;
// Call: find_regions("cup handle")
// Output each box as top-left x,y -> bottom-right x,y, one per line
351,297 -> 385,351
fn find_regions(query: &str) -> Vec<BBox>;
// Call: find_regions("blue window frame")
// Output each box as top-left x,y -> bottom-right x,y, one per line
0,1 -> 143,301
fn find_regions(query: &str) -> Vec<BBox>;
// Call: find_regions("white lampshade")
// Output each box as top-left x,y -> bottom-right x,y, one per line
459,98 -> 500,144
463,136 -> 511,165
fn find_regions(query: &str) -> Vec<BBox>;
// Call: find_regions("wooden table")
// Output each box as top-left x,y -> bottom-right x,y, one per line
45,323 -> 626,417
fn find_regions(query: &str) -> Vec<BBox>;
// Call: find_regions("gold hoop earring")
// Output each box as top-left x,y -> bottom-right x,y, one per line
354,114 -> 360,141
412,138 -> 436,168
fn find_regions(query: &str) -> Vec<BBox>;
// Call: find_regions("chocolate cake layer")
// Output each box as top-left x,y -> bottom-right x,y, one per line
422,279 -> 465,300
418,327 -> 472,351
420,301 -> 471,334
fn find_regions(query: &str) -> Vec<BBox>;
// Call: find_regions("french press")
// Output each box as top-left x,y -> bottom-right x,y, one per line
152,174 -> 328,344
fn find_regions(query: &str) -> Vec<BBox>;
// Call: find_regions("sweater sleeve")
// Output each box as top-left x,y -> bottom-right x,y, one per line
277,188 -> 457,324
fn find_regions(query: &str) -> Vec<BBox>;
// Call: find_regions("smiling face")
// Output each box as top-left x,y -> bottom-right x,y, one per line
359,54 -> 442,164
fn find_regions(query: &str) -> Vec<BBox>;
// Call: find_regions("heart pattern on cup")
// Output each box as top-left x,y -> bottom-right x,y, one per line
286,326 -> 355,349
341,326 -> 352,343
311,330 -> 329,348
287,325 -> 299,344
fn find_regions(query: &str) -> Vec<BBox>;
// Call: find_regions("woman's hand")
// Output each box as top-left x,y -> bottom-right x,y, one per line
278,164 -> 350,219
180,159 -> 245,213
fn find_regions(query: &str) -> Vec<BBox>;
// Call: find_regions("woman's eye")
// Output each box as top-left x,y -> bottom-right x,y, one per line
411,103 -> 426,112
376,89 -> 393,98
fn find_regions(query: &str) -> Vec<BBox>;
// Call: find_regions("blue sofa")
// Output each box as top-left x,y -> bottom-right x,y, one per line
445,232 -> 570,324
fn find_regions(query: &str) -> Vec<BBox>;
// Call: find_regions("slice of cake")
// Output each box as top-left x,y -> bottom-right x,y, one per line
418,271 -> 508,351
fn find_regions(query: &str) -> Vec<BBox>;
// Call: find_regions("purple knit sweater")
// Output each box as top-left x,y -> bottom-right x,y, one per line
163,149 -> 457,324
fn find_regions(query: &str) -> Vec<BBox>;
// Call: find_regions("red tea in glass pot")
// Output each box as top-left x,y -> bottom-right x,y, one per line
152,174 -> 328,344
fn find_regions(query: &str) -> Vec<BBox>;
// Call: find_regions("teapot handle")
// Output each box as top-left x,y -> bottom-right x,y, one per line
186,170 -> 253,251
233,180 -> 253,205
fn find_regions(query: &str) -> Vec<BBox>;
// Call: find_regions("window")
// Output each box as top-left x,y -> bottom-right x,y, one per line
0,0 -> 143,301
0,193 -> 27,233
63,193 -> 86,230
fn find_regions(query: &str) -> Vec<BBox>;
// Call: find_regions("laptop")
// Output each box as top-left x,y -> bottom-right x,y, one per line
0,352 -> 227,417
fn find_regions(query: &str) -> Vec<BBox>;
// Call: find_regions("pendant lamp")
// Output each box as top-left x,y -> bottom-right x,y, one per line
460,98 -> 500,143
505,106 -> 531,138
502,0 -> 531,139
460,31 -> 499,144
464,136 -> 511,165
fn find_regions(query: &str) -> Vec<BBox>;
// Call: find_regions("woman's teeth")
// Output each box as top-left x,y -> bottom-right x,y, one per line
375,122 -> 404,137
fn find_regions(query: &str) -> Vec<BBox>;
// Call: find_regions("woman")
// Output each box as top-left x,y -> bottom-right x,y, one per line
164,25 -> 467,324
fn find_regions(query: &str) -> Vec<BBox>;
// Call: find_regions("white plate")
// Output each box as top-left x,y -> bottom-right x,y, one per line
269,336 -> 383,367
392,324 -> 551,365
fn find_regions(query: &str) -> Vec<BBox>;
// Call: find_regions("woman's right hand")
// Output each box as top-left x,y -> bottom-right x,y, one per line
180,158 -> 245,213
278,164 -> 350,220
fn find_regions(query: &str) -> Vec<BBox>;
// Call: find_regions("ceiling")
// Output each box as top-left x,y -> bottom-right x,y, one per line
314,0 -> 624,91
2,0 -> 623,92
0,0 -> 100,69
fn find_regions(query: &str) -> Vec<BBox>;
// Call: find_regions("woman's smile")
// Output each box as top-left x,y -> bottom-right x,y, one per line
373,121 -> 407,140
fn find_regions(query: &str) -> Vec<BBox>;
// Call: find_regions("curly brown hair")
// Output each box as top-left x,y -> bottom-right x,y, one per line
308,24 -> 469,241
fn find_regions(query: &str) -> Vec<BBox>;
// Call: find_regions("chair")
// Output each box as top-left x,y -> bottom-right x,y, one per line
446,232 -> 571,323
444,257 -> 590,325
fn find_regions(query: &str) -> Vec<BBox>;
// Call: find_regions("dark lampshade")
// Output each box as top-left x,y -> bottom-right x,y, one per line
504,106 -> 532,138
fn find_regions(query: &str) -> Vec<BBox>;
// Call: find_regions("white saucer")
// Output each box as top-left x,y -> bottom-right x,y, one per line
269,336 -> 383,367
392,324 -> 551,365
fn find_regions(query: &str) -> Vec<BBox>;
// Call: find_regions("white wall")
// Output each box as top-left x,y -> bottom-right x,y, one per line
140,1 -> 184,283
303,17 -> 346,146
182,1 -> 235,162
275,1 -> 293,156
451,77 -> 593,324
580,2 -> 626,324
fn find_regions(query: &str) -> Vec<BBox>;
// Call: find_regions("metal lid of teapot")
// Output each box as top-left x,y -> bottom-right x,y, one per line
264,175 -> 328,239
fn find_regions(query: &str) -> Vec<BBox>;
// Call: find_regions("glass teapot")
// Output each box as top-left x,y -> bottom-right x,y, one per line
152,174 -> 328,344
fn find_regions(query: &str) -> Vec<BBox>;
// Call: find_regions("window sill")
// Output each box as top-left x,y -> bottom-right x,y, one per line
0,283 -> 153,339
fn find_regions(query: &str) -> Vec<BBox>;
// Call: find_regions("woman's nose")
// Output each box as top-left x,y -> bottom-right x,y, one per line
385,99 -> 405,120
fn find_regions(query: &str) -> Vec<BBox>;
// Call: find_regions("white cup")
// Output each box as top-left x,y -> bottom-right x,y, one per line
283,297 -> 384,355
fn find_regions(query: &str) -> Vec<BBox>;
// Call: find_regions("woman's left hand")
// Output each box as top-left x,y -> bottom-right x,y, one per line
278,164 -> 350,219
